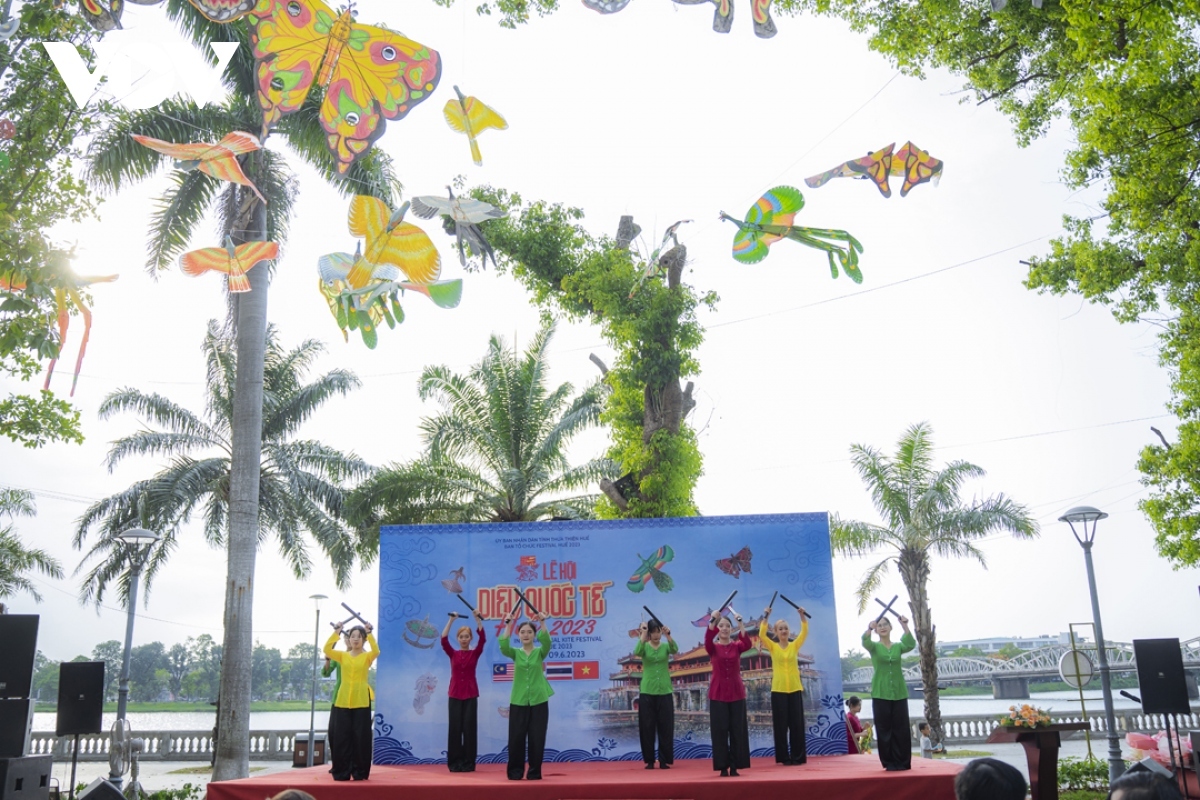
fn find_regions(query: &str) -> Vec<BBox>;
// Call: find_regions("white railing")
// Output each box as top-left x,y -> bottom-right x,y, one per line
27,730 -> 307,762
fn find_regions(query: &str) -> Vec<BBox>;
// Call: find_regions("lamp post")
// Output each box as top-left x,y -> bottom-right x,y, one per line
306,594 -> 327,768
1059,506 -> 1124,782
109,526 -> 160,788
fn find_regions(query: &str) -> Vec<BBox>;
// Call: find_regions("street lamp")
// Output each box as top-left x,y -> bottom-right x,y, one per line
1059,506 -> 1124,782
109,526 -> 160,788
306,594 -> 328,768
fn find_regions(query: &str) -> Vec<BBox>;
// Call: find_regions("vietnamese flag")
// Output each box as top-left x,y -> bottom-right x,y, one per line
573,661 -> 600,680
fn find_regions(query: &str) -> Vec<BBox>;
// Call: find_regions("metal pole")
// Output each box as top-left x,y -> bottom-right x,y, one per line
307,605 -> 320,767
110,560 -> 142,788
1081,541 -> 1125,781
1067,623 -> 1095,760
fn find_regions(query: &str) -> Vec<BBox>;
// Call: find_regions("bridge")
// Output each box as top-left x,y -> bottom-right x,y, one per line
844,638 -> 1200,699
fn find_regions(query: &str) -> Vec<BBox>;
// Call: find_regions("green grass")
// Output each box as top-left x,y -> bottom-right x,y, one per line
1059,790 -> 1107,800
166,767 -> 266,775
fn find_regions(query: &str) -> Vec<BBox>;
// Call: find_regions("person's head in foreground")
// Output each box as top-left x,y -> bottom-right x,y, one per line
1107,770 -> 1184,800
270,791 -> 317,800
954,757 -> 1027,800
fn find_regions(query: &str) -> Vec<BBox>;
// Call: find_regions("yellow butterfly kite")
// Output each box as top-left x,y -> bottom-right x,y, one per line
133,131 -> 266,203
344,196 -> 441,290
180,237 -> 279,293
444,85 -> 508,166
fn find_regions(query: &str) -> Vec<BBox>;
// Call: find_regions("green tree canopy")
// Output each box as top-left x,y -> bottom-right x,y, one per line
348,323 -> 613,531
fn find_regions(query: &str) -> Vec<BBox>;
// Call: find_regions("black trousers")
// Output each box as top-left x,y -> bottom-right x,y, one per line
709,699 -> 750,771
326,705 -> 337,769
771,691 -> 807,763
447,697 -> 478,771
871,698 -> 911,771
330,705 -> 373,780
507,702 -> 549,780
638,693 -> 675,765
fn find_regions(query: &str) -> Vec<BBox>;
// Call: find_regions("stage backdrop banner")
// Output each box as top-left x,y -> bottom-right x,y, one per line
373,513 -> 848,764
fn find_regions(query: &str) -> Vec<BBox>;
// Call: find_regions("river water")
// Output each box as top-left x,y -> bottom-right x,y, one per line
33,690 -> 1150,732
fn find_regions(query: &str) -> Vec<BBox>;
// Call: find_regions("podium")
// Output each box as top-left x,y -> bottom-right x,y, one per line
987,723 -> 1090,800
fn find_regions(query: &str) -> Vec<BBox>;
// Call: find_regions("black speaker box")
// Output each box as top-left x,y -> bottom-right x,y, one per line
55,662 -> 104,737
0,617 -> 38,700
0,756 -> 51,800
0,701 -> 33,759
76,780 -> 123,800
1134,638 -> 1191,715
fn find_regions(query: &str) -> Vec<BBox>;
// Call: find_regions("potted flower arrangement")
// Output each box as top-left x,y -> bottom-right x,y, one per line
999,704 -> 1053,729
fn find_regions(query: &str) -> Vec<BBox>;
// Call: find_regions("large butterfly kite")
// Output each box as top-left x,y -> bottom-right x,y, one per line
805,141 -> 944,199
715,546 -> 752,579
719,186 -> 864,282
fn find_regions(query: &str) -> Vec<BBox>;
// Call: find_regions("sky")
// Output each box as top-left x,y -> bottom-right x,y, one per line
2,0 -> 1195,667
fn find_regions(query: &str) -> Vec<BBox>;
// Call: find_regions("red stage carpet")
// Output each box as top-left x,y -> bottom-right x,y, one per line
207,755 -> 961,800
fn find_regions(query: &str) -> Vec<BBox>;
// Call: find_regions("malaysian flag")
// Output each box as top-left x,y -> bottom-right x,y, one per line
492,663 -> 513,682
544,662 -> 574,681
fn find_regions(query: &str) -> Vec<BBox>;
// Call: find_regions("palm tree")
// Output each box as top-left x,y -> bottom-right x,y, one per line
0,488 -> 64,605
830,421 -> 1038,745
86,1 -> 399,779
347,324 -> 614,534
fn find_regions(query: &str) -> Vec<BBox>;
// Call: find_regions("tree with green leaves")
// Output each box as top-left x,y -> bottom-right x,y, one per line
348,324 -> 612,531
465,188 -> 715,518
92,640 -> 123,702
0,3 -> 102,449
83,0 -> 403,776
830,422 -> 1038,745
0,487 -> 63,604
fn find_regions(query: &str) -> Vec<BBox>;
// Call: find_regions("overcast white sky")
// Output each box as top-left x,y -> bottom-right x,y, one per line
2,0 -> 1194,665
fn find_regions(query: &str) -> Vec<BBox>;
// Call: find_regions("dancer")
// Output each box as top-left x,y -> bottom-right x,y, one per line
498,611 -> 552,780
862,613 -> 915,771
705,609 -> 751,777
634,618 -> 678,769
759,603 -> 809,765
324,621 -> 379,781
441,610 -> 486,772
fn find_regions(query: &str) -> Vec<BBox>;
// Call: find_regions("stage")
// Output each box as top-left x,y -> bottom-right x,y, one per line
206,754 -> 962,800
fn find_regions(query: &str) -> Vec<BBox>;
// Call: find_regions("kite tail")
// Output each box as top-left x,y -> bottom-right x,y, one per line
345,259 -> 374,290
227,271 -> 251,293
469,136 -> 483,167
70,302 -> 94,397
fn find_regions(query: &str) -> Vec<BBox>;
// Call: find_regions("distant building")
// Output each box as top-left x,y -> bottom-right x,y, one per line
937,632 -> 1087,655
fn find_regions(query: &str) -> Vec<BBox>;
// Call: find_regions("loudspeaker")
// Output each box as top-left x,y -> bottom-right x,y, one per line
76,780 -> 123,800
0,617 -> 38,699
0,755 -> 51,800
55,662 -> 104,736
1134,638 -> 1191,715
0,701 -> 33,759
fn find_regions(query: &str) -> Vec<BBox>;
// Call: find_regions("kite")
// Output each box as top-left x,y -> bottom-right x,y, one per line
186,0 -> 257,22
1,252 -> 119,397
179,237 -> 279,293
410,188 -> 508,269
247,0 -> 441,174
344,195 -> 441,289
672,0 -> 776,38
441,567 -> 465,594
715,545 -> 753,579
402,616 -> 439,649
443,86 -> 508,167
0,15 -> 15,41
805,141 -> 944,199
76,0 -> 162,32
718,185 -> 864,282
412,673 -> 437,714
582,0 -> 631,12
317,247 -> 462,349
630,219 -> 691,297
0,119 -> 13,140
627,545 -> 675,594
992,0 -> 1042,9
133,131 -> 266,204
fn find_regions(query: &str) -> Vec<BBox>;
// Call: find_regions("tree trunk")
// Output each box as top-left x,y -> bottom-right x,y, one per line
212,195 -> 268,781
641,244 -> 690,443
897,547 -> 944,745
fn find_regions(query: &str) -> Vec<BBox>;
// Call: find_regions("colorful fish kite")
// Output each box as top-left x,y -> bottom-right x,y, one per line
441,567 -> 465,594
247,0 -> 441,174
630,219 -> 691,297
317,245 -> 461,349
718,185 -> 863,282
1,252 -> 119,397
443,86 -> 507,167
627,545 -> 675,594
187,0 -> 257,22
410,188 -> 507,269
180,237 -> 279,293
133,131 -> 266,204
805,141 -> 944,199
672,0 -> 775,38
715,545 -> 752,579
